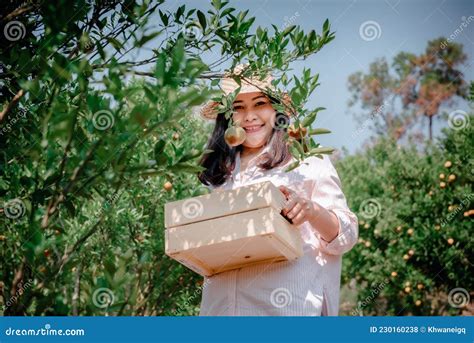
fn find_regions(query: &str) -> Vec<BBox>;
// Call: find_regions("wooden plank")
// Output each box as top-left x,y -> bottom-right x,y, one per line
164,181 -> 287,228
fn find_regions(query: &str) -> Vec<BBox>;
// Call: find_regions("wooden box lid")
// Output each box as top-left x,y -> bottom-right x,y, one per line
164,181 -> 287,228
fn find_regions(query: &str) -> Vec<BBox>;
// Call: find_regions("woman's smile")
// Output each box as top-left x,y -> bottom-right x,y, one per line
243,124 -> 265,134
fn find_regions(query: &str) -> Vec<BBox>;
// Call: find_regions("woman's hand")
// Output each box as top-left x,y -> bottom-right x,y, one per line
279,185 -> 317,226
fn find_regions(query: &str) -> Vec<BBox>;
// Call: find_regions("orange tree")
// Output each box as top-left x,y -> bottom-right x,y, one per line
1,0 -> 335,315
336,111 -> 473,315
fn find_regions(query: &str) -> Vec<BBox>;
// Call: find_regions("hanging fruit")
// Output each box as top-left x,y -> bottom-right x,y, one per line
224,125 -> 246,147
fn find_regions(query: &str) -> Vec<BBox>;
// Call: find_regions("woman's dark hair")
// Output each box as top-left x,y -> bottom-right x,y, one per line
198,95 -> 292,187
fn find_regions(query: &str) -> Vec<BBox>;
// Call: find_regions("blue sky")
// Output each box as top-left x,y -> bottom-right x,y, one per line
152,0 -> 473,154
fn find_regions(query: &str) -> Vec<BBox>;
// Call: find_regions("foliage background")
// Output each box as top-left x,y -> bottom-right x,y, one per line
1,0 -> 472,316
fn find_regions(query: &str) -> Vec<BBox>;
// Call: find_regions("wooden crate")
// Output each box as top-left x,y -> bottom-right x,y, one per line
164,181 -> 303,277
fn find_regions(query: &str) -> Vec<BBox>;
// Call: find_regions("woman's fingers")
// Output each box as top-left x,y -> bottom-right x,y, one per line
292,211 -> 306,226
279,185 -> 293,200
286,202 -> 302,220
282,197 -> 297,215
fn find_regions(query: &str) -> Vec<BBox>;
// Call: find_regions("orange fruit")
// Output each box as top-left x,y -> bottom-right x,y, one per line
0,235 -> 6,241
172,132 -> 180,140
403,254 -> 410,261
448,174 -> 456,182
439,173 -> 445,179
444,161 -> 452,168
417,283 -> 424,290
224,126 -> 246,147
364,241 -> 371,247
440,182 -> 446,188
163,181 -> 173,191
288,124 -> 307,139
415,300 -> 422,306
408,249 -> 415,256
404,286 -> 411,293
407,228 -> 414,235
391,271 -> 398,277
447,238 -> 454,245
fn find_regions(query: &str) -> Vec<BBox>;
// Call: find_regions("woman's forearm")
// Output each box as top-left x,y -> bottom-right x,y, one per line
308,201 -> 340,243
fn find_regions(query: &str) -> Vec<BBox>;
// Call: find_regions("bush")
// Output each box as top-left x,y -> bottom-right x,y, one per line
337,114 -> 473,315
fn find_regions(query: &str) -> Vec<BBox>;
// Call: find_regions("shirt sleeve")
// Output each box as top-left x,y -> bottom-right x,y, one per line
310,155 -> 359,256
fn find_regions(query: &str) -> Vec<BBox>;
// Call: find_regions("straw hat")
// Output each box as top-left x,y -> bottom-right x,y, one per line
199,64 -> 293,120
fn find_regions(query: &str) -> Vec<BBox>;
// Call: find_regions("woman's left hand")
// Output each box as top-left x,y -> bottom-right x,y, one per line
279,185 -> 316,226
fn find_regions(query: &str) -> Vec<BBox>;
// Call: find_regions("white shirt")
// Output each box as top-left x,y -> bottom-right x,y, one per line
199,149 -> 359,316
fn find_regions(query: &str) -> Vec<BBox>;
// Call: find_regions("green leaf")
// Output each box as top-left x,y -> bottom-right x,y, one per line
135,31 -> 162,47
308,128 -> 331,135
107,37 -> 123,52
154,139 -> 166,162
197,10 -> 207,31
301,112 -> 317,127
284,160 -> 300,172
159,10 -> 169,26
310,147 -> 335,154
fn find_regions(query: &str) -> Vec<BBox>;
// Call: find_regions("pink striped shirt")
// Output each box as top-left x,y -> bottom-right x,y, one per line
199,149 -> 359,316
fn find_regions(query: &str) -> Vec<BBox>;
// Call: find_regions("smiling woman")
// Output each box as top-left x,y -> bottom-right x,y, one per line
196,64 -> 359,316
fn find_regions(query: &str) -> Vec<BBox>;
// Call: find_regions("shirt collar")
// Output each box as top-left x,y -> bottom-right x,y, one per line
234,145 -> 272,175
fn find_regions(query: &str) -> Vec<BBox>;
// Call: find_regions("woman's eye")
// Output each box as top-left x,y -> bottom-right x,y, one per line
233,106 -> 244,110
255,101 -> 267,106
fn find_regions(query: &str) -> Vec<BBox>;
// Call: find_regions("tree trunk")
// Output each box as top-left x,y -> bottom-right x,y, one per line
428,115 -> 433,141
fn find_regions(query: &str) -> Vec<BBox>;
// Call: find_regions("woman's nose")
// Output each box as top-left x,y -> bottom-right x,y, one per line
242,109 -> 259,122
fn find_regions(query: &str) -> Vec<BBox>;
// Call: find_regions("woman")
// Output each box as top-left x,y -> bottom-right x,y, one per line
197,64 -> 358,316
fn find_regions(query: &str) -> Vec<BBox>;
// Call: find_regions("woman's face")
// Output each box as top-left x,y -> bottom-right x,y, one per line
231,92 -> 276,149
